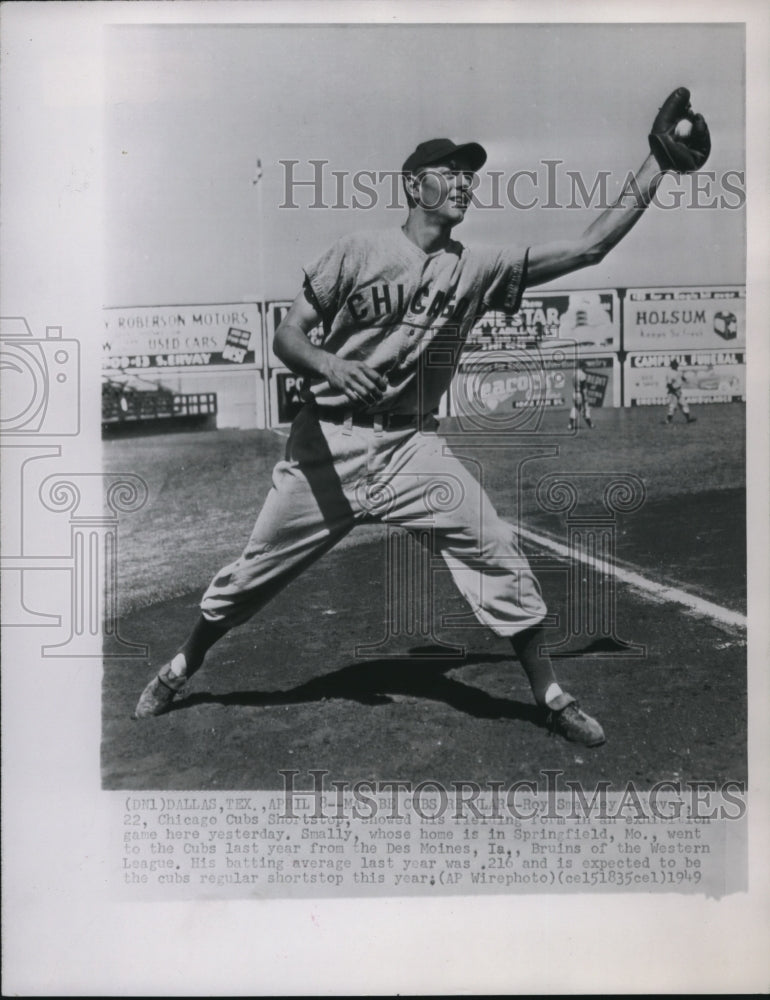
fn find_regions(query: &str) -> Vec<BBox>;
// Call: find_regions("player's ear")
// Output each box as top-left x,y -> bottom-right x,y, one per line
403,171 -> 420,208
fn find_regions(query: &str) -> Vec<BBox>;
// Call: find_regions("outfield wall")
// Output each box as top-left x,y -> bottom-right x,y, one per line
102,303 -> 268,429
449,349 -> 620,428
625,350 -> 745,406
102,285 -> 745,429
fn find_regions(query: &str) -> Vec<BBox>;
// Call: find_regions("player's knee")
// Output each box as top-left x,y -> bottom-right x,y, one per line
477,520 -> 530,566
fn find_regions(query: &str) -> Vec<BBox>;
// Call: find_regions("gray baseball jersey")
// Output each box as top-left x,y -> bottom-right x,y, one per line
199,227 -> 547,637
303,228 -> 528,413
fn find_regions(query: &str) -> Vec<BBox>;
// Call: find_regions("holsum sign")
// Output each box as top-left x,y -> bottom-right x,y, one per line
623,287 -> 745,352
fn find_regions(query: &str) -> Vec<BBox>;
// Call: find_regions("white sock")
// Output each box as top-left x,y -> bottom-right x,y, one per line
167,652 -> 187,679
543,682 -> 565,707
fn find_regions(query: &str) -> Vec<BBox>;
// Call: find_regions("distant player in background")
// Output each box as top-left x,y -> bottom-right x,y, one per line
665,358 -> 696,424
568,361 -> 594,430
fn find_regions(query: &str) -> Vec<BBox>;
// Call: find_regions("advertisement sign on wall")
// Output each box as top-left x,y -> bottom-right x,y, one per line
625,351 -> 746,405
450,349 -> 619,421
466,290 -> 620,353
102,303 -> 263,371
623,287 -> 745,352
271,369 -> 308,424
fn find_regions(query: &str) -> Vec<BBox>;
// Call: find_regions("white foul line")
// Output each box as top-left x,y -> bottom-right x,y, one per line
517,524 -> 748,632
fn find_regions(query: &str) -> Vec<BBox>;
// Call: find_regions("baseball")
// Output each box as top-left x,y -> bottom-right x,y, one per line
674,119 -> 693,140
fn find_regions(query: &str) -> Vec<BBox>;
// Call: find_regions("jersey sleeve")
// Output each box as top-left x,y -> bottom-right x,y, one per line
478,245 -> 529,314
302,234 -> 361,325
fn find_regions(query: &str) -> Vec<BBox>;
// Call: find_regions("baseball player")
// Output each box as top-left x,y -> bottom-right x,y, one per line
665,358 -> 697,423
568,362 -> 594,430
135,88 -> 709,748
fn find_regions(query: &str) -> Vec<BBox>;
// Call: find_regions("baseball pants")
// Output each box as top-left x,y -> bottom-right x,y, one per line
667,391 -> 690,417
200,404 -> 547,636
571,390 -> 591,422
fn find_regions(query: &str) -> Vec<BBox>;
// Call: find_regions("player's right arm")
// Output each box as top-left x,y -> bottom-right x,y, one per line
273,287 -> 387,404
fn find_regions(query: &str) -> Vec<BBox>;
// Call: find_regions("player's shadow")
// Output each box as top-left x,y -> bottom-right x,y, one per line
171,645 -> 546,729
547,636 -> 644,658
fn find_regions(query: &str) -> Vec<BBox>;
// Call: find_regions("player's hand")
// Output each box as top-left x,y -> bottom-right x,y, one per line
323,356 -> 388,406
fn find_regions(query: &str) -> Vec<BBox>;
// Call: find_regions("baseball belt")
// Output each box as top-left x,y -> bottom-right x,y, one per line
315,407 -> 435,430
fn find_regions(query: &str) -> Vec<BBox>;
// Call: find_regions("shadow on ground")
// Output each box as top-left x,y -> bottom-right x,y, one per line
169,646 -> 545,727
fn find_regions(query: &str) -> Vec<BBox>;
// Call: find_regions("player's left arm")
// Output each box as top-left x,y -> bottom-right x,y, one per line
525,87 -> 710,288
526,155 -> 661,287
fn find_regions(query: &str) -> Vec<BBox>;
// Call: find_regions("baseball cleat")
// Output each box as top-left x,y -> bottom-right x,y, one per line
133,665 -> 186,719
546,701 -> 606,747
686,415 -> 697,423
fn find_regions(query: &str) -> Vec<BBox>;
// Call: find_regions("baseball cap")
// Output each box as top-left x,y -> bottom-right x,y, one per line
402,138 -> 487,174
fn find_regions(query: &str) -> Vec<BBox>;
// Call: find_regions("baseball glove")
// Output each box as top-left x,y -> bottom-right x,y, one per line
649,87 -> 711,173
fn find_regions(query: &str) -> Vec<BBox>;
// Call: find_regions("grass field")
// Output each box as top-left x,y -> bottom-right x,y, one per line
102,402 -> 746,790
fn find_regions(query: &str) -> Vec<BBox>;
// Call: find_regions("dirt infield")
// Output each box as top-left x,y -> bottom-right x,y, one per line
102,403 -> 746,790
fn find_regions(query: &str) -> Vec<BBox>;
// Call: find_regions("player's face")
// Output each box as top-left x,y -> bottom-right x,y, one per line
414,160 -> 476,224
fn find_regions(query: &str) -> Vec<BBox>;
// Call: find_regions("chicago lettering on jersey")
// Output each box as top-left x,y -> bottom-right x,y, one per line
346,282 -> 470,325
